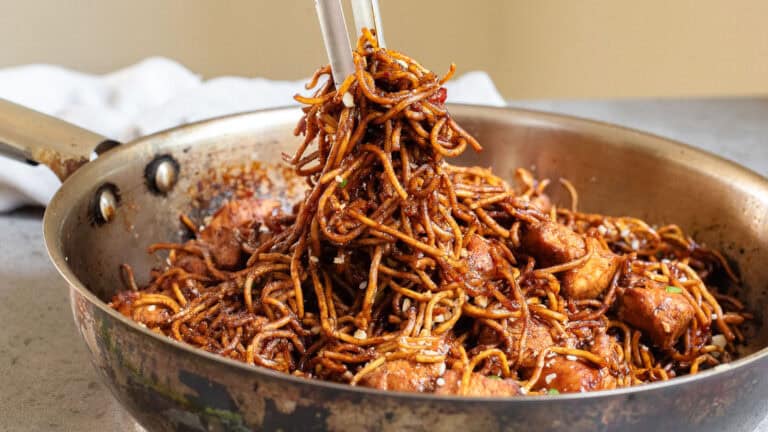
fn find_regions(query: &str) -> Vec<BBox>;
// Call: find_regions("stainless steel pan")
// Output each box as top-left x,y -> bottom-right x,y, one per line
2,100 -> 766,431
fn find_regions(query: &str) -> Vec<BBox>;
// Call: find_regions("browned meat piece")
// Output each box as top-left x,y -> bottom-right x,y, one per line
619,271 -> 665,290
205,198 -> 280,232
466,234 -> 496,280
521,221 -> 585,266
479,317 -> 555,368
110,291 -> 170,326
110,291 -> 138,317
175,254 -> 208,275
590,329 -> 621,369
359,360 -> 444,392
590,330 -> 614,359
617,287 -> 695,349
435,370 -> 521,396
200,198 -> 280,269
201,227 -> 241,269
531,356 -> 617,394
132,305 -> 171,326
512,318 -> 556,368
561,238 -> 621,299
529,194 -> 552,213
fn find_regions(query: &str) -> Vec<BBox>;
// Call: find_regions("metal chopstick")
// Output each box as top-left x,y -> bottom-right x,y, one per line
314,0 -> 355,87
350,0 -> 386,47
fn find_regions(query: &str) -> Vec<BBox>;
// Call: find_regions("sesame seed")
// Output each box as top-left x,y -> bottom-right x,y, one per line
544,373 -> 557,384
566,355 -> 578,361
475,295 -> 489,308
402,298 -> 411,312
437,362 -> 446,376
359,281 -> 368,290
335,175 -> 344,184
342,92 -> 355,108
395,59 -> 408,69
631,239 -> 640,250
147,305 -> 156,312
333,255 -> 345,264
434,314 -> 446,323
620,229 -> 630,238
711,334 -> 727,349
597,225 -> 607,236
309,256 -> 319,263
436,377 -> 445,386
354,329 -> 367,340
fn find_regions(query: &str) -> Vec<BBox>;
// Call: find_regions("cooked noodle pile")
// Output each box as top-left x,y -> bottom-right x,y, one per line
112,31 -> 749,396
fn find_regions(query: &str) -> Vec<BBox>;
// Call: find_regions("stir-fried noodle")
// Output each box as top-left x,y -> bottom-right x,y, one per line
112,31 -> 749,396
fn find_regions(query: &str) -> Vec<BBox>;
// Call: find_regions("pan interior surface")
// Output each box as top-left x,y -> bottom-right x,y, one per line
45,105 -> 768,391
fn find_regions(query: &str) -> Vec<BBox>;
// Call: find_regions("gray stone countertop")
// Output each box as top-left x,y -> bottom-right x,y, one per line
0,97 -> 766,431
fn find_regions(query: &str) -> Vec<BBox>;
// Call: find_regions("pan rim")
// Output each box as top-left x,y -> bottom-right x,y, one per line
43,103 -> 768,403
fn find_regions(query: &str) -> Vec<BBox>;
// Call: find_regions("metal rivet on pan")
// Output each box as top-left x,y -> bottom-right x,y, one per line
154,160 -> 177,193
99,189 -> 117,222
91,183 -> 120,225
145,155 -> 180,195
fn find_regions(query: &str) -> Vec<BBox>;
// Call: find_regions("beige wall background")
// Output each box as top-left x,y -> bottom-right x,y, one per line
0,0 -> 766,99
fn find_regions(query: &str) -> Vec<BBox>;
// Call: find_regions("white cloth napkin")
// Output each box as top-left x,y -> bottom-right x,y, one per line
0,57 -> 505,212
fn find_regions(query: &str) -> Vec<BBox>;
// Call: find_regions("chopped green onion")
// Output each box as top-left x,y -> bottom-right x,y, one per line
487,375 -> 501,380
547,388 -> 560,395
666,285 -> 683,294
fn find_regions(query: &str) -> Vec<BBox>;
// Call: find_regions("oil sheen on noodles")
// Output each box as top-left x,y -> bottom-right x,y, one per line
111,30 -> 749,396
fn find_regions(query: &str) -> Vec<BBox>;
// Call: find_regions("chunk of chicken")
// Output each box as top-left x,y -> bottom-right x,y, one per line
511,318 -> 556,368
205,198 -> 281,232
561,238 -> 621,299
478,317 -> 555,368
110,291 -> 170,326
199,198 -> 280,269
521,221 -> 585,266
175,254 -> 208,275
110,291 -> 139,317
434,370 -> 521,396
359,360 -> 444,393
617,287 -> 695,349
466,234 -> 496,280
619,272 -> 665,290
531,356 -> 616,394
200,227 -> 241,269
590,329 -> 622,370
529,194 -> 552,213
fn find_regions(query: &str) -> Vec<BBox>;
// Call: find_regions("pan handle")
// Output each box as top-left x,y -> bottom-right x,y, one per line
0,98 -> 120,181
